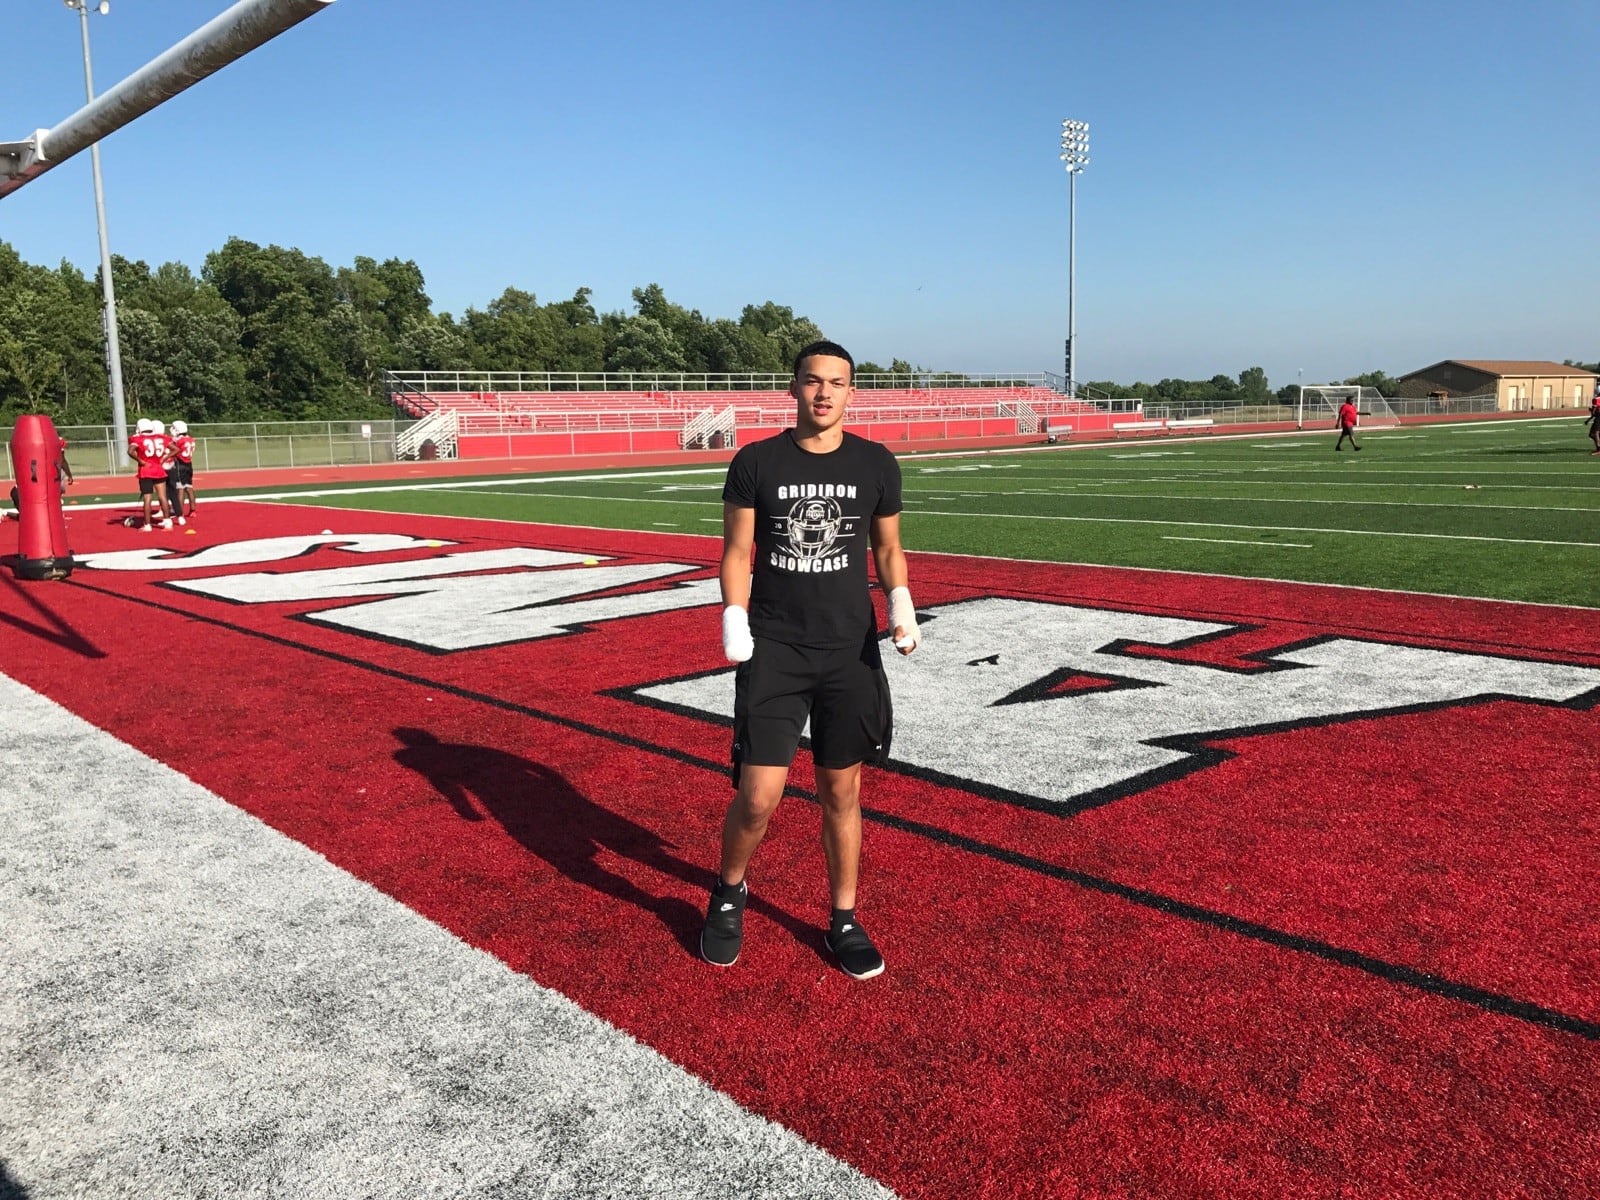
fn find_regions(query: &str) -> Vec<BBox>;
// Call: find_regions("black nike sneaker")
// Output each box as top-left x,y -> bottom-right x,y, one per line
825,911 -> 885,980
700,879 -> 747,967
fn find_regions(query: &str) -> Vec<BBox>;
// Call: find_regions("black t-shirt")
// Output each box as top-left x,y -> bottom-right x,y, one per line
723,429 -> 903,648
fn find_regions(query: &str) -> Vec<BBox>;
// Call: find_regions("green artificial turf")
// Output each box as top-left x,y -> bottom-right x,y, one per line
278,417 -> 1600,608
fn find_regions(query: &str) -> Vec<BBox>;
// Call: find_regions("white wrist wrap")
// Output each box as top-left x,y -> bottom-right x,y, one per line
888,586 -> 919,650
721,605 -> 754,663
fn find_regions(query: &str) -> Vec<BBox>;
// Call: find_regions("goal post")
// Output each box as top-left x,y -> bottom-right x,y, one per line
1296,385 -> 1399,429
1,0 -> 335,199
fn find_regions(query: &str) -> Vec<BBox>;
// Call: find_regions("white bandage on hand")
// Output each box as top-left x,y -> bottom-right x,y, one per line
888,586 -> 920,651
722,605 -> 754,663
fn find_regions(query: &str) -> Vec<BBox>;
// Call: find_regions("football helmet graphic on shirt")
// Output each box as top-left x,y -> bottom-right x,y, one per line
785,496 -> 842,558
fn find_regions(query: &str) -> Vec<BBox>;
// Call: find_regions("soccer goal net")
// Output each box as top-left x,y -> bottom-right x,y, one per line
1298,385 -> 1399,427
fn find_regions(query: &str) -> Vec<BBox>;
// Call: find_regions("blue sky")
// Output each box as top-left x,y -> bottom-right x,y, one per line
3,0 -> 1596,389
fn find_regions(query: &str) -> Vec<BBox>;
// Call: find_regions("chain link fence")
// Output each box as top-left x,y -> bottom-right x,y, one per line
3,394 -> 1519,479
2,419 -> 402,478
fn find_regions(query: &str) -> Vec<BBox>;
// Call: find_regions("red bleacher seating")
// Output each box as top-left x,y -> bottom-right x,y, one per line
409,386 -> 1102,442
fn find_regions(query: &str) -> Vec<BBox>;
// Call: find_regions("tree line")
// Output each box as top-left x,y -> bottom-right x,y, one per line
0,237 -> 855,427
4,236 -> 1593,426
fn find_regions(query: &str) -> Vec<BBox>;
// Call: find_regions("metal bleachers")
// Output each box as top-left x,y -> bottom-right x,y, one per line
383,372 -> 1107,459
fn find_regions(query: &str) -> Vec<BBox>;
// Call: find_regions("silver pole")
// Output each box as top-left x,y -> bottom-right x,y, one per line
1068,168 -> 1076,395
72,0 -> 131,465
3,0 -> 336,197
1059,119 -> 1089,397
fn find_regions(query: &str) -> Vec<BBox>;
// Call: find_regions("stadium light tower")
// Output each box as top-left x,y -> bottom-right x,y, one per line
65,0 -> 130,465
1059,119 -> 1089,395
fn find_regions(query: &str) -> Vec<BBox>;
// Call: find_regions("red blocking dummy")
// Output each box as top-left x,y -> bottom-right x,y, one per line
8,414 -> 74,580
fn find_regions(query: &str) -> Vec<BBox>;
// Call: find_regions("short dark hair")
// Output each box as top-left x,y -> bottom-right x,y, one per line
792,340 -> 854,380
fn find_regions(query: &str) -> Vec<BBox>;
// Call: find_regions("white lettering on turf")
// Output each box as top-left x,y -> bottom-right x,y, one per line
639,598 -> 1600,809
78,533 -> 455,571
166,547 -> 718,651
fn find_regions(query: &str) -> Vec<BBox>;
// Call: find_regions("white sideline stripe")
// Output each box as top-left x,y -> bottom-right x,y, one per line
445,491 -> 705,506
1164,536 -> 1312,548
991,466 -> 1593,479
1002,490 -> 1600,514
61,466 -> 733,511
1006,479 -> 1596,494
0,672 -> 895,1200
906,508 -> 1600,548
431,490 -> 718,504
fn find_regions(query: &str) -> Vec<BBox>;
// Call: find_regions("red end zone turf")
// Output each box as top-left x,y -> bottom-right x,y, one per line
3,500 -> 1597,1197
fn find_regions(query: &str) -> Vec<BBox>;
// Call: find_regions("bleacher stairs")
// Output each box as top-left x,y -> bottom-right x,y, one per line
396,408 -> 458,460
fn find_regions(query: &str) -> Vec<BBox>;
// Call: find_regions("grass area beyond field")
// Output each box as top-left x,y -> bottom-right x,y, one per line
268,417 -> 1600,609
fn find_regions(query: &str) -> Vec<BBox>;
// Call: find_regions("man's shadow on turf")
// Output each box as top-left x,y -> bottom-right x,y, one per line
391,726 -> 817,958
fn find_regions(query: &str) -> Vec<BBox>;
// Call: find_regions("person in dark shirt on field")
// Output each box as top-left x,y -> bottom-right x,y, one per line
700,340 -> 919,981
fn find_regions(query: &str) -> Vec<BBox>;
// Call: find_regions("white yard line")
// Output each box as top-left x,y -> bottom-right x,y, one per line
1163,536 -> 1312,548
906,507 -> 1600,548
945,490 -> 1600,514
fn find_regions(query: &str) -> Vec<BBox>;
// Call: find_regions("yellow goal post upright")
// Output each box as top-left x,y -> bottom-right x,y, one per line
1296,385 -> 1400,430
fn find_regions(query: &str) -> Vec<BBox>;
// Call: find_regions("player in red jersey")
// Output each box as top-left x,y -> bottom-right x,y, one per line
151,419 -> 186,526
1586,392 -> 1599,455
128,419 -> 174,531
168,420 -> 197,517
1335,398 -> 1362,452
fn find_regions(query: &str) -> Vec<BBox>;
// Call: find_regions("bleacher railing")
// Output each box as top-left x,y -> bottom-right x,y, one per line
395,409 -> 458,460
384,369 -> 1058,394
388,373 -> 438,419
680,405 -> 737,450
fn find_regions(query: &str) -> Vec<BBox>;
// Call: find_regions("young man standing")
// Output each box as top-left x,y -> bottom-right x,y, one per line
1335,397 -> 1362,451
701,340 -> 918,980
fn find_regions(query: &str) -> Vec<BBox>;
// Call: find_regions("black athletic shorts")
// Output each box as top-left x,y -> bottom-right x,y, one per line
138,477 -> 162,496
731,632 -> 892,781
174,463 -> 194,486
